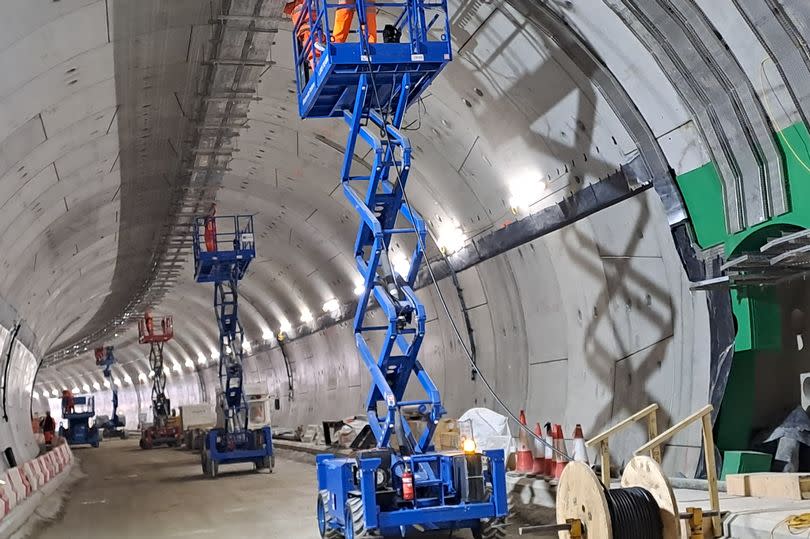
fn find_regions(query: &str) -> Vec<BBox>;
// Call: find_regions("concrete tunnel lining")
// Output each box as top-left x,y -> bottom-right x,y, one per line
0,2 -> 802,535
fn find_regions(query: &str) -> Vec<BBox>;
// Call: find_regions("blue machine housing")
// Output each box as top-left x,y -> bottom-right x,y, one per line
60,396 -> 100,448
294,0 -> 508,536
193,214 -> 273,477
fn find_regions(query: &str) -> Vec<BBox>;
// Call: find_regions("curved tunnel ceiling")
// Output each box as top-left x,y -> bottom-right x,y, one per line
8,1 -> 807,396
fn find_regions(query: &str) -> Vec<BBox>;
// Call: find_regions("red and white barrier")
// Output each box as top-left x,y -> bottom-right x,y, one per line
21,461 -> 42,492
0,442 -> 74,524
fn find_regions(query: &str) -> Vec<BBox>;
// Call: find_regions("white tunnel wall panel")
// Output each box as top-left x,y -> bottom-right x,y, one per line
0,327 -> 39,472
26,0 -> 810,482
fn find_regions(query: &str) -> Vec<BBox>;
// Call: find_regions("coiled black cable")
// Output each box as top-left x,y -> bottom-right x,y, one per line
605,487 -> 663,539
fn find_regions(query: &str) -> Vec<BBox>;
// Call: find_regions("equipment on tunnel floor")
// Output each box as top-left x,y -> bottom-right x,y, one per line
94,346 -> 127,440
517,405 -> 723,539
293,0 -> 508,536
138,312 -> 182,449
192,214 -> 273,478
59,395 -> 99,448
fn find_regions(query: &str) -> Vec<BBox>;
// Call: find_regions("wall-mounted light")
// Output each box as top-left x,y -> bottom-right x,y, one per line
197,354 -> 207,366
508,172 -> 547,215
279,319 -> 292,334
392,252 -> 411,278
103,380 -> 111,388
92,382 -> 101,391
354,281 -> 365,296
51,389 -> 59,397
123,374 -> 132,385
113,377 -> 122,386
322,298 -> 340,316
262,328 -> 273,341
243,340 -> 252,353
185,358 -> 195,369
138,373 -> 148,383
173,364 -> 182,374
435,219 -> 466,255
32,391 -> 39,400
81,383 -> 90,392
300,309 -> 313,324
71,386 -> 80,394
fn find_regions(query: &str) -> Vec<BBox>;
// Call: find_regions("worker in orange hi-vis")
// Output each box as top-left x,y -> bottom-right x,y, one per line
332,0 -> 377,44
145,310 -> 154,336
204,202 -> 217,253
61,390 -> 75,415
286,0 -> 323,74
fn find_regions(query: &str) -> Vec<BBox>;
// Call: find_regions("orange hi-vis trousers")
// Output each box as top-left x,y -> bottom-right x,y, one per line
332,0 -> 376,43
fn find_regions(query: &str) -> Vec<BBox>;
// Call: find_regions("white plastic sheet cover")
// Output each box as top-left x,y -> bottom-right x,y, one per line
458,407 -> 513,454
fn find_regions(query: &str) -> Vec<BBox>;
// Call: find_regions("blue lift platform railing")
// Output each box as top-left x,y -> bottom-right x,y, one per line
292,0 -> 508,536
59,395 -> 100,448
94,345 -> 128,439
193,214 -> 273,478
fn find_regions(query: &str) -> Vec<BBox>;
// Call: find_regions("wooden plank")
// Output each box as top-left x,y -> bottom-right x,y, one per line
727,473 -> 810,500
635,405 -> 713,455
586,404 -> 659,447
701,413 -> 721,537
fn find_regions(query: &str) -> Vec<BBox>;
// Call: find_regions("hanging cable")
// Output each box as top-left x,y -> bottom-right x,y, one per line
354,17 -> 571,460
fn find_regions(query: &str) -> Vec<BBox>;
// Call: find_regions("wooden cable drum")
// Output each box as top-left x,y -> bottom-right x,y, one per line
556,461 -> 676,539
621,456 -> 682,539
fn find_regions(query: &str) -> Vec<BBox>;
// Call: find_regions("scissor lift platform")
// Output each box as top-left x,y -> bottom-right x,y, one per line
193,215 -> 256,283
293,0 -> 451,119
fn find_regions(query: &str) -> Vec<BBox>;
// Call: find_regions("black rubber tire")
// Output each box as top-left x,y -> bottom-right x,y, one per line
344,497 -> 366,539
208,457 -> 218,479
317,490 -> 344,538
473,519 -> 506,539
473,485 -> 509,539
201,449 -> 209,475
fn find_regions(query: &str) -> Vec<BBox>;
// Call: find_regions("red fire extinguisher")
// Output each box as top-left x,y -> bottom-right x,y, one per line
401,463 -> 414,502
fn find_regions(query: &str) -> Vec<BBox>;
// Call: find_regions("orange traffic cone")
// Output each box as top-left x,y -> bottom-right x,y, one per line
531,423 -> 545,475
543,422 -> 553,481
515,410 -> 534,473
572,424 -> 589,464
550,423 -> 568,486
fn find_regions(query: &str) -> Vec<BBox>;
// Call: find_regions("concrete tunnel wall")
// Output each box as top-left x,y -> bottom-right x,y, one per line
11,0 -> 810,479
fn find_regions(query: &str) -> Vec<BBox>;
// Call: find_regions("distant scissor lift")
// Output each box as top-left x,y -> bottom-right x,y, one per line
60,395 -> 100,448
192,214 -> 273,478
138,313 -> 182,449
94,345 -> 128,439
292,0 -> 508,537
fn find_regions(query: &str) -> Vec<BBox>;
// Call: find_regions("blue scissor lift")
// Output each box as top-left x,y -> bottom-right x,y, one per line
60,395 -> 100,448
193,214 -> 274,478
94,345 -> 128,439
293,1 -> 508,536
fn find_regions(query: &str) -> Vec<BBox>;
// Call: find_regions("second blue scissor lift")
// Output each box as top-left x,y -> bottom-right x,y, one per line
193,214 -> 274,478
293,0 -> 508,536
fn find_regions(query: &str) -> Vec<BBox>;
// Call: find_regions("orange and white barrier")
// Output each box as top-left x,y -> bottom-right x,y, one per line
531,423 -> 545,475
515,410 -> 534,473
549,423 -> 568,486
571,424 -> 589,464
543,422 -> 553,481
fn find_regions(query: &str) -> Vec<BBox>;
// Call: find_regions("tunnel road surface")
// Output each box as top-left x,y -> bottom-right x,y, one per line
32,438 -> 522,538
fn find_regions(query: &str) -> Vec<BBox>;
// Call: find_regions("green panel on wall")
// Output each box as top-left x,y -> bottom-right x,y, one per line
675,162 -> 728,249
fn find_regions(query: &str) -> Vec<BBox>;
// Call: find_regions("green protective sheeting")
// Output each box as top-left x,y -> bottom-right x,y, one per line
674,122 -> 810,454
674,162 -> 727,249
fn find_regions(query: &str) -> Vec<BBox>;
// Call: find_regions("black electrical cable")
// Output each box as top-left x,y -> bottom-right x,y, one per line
354,16 -> 571,460
604,487 -> 663,539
